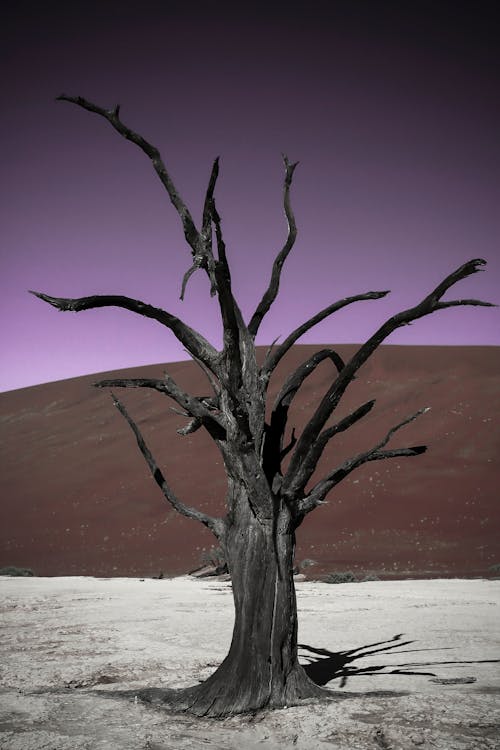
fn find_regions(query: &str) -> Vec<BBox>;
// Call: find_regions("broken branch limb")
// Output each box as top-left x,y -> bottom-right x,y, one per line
179,158 -> 221,300
248,155 -> 299,337
110,393 -> 225,539
30,291 -> 219,372
179,262 -> 200,301
93,376 -> 226,440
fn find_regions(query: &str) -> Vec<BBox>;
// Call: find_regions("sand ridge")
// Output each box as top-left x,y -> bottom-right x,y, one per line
1,345 -> 499,579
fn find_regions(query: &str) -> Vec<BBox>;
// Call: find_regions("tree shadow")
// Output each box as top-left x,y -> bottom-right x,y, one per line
298,634 -> 500,688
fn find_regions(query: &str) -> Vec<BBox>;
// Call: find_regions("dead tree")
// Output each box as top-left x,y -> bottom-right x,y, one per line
31,95 -> 494,718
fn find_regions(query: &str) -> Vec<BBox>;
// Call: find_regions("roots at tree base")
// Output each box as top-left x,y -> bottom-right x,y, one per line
137,663 -> 334,718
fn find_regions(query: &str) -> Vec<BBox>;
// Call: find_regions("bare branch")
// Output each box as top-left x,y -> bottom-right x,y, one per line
283,258 -> 494,484
30,291 -> 219,371
176,395 -> 221,436
269,348 -> 344,447
274,348 -> 344,412
184,350 -> 222,400
262,291 -> 390,378
178,252 -> 218,300
297,408 -> 430,515
202,157 -> 220,244
420,257 -> 488,304
176,417 -> 202,435
179,158 -> 220,300
360,406 -> 430,455
179,262 -> 200,301
435,298 -> 496,310
368,446 -> 427,460
93,376 -> 226,440
110,393 -> 225,539
262,349 -> 345,490
210,197 -> 230,270
248,155 -> 299,337
56,94 -> 201,253
264,336 -> 281,362
282,399 -> 377,497
209,194 -> 250,392
56,95 -> 227,301
325,399 -> 377,437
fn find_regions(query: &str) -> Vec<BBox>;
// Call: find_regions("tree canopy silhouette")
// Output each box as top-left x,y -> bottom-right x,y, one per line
31,94 -> 494,717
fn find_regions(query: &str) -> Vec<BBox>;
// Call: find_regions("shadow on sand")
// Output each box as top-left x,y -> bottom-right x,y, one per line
60,633 -> 499,712
299,633 -> 500,688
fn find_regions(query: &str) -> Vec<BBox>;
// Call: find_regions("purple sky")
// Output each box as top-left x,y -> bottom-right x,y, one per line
2,1 -> 499,393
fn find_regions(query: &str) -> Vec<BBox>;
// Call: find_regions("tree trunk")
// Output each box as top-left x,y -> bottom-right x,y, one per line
141,481 -> 328,717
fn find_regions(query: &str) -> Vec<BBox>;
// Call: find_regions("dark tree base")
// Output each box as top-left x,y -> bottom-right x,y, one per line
137,666 -> 334,718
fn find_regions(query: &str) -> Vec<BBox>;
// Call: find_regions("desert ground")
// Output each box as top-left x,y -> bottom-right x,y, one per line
0,575 -> 499,750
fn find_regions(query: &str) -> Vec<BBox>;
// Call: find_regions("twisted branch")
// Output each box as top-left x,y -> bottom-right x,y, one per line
180,158 -> 220,300
248,154 -> 299,336
56,95 -> 201,253
57,95 -> 222,300
110,393 -> 225,539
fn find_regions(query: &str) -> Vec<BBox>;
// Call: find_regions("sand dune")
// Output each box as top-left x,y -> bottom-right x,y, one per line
0,345 -> 498,578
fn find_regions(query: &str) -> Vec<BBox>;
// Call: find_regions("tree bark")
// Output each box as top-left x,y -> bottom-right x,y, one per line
140,480 -> 327,717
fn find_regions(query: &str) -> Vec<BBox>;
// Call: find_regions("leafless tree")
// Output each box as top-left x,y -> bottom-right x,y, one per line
31,95 -> 494,717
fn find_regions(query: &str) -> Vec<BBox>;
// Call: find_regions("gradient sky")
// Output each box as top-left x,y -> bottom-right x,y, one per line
1,1 -> 499,392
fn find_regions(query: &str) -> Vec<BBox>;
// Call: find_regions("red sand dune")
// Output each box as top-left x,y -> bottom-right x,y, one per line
0,345 -> 498,579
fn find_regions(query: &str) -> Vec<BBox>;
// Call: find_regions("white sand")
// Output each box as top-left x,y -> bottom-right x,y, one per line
0,576 -> 499,749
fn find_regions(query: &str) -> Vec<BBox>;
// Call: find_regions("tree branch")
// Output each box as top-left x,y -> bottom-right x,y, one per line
56,94 -> 201,253
179,262 -> 200,301
420,258 -> 489,305
110,393 -> 225,539
179,157 -> 220,300
29,291 -> 219,371
185,349 -> 222,400
284,258 -> 494,484
282,399 -> 377,498
261,291 -> 390,379
297,408 -> 430,515
209,193 -> 250,395
248,154 -> 299,337
263,349 -> 345,477
56,95 -> 223,300
93,376 -> 226,441
202,157 -> 220,247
